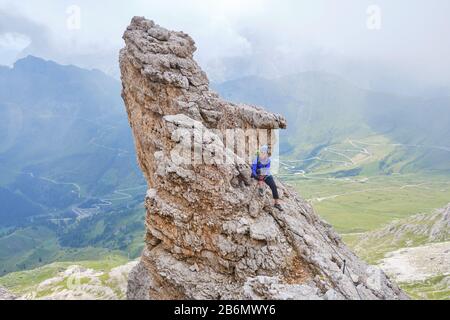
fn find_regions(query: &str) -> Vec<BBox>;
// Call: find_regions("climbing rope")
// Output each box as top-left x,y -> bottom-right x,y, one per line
307,212 -> 364,300
270,183 -> 364,300
306,210 -> 363,299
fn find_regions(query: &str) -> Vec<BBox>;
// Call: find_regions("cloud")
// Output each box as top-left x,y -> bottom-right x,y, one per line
0,5 -> 123,76
0,0 -> 449,94
0,9 -> 53,65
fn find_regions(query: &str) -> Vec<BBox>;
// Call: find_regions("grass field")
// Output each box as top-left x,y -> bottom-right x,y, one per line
278,133 -> 450,235
0,225 -> 132,276
400,275 -> 450,300
279,171 -> 450,300
281,173 -> 450,234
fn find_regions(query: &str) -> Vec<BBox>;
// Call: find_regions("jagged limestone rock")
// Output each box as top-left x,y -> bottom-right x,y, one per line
120,16 -> 408,300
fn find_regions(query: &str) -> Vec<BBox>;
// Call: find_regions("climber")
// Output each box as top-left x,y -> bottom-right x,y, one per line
251,145 -> 284,211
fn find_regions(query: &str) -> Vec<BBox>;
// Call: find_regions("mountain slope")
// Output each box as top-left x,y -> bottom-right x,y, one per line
0,56 -> 144,206
351,204 -> 450,263
0,56 -> 145,275
214,73 -> 450,174
348,204 -> 450,300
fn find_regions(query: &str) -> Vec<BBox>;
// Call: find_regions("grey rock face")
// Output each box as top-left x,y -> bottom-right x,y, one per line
120,16 -> 408,300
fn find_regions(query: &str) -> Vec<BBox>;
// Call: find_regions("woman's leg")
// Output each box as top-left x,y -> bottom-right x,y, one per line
264,175 -> 279,201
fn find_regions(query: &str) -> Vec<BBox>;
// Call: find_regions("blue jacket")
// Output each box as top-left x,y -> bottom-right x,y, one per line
252,156 -> 271,177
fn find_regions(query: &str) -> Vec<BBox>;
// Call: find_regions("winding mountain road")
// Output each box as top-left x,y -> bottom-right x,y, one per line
17,171 -> 146,221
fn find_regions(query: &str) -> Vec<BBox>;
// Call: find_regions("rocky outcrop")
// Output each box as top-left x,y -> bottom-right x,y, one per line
0,287 -> 17,300
366,204 -> 450,244
120,17 -> 408,300
353,204 -> 450,264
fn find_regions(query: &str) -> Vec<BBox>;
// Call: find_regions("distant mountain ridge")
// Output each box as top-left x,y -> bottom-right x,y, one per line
0,55 -> 144,222
214,73 -> 450,174
0,55 -> 145,275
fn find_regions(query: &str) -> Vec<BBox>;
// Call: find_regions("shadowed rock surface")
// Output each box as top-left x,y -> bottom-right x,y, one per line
120,16 -> 408,300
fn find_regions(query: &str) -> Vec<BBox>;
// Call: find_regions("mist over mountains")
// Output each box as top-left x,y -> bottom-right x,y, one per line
214,73 -> 450,174
0,55 -> 449,276
0,56 -> 145,275
0,56 -> 145,225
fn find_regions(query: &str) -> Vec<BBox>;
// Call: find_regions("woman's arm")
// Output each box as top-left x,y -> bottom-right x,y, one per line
251,158 -> 258,177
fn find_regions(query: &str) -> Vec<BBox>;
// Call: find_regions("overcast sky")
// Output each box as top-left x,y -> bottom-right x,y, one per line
1,0 -> 450,93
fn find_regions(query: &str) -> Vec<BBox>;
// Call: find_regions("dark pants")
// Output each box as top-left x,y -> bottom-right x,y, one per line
264,176 -> 280,200
262,175 -> 279,200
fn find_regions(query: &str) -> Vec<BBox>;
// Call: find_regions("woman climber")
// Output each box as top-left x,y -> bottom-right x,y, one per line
251,145 -> 284,212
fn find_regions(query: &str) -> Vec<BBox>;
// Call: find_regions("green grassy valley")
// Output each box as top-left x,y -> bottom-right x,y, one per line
0,56 -> 146,277
277,132 -> 450,234
275,132 -> 450,299
284,173 -> 450,234
0,202 -> 145,276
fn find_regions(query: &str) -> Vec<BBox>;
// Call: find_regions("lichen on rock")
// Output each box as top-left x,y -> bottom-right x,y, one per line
120,16 -> 408,300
